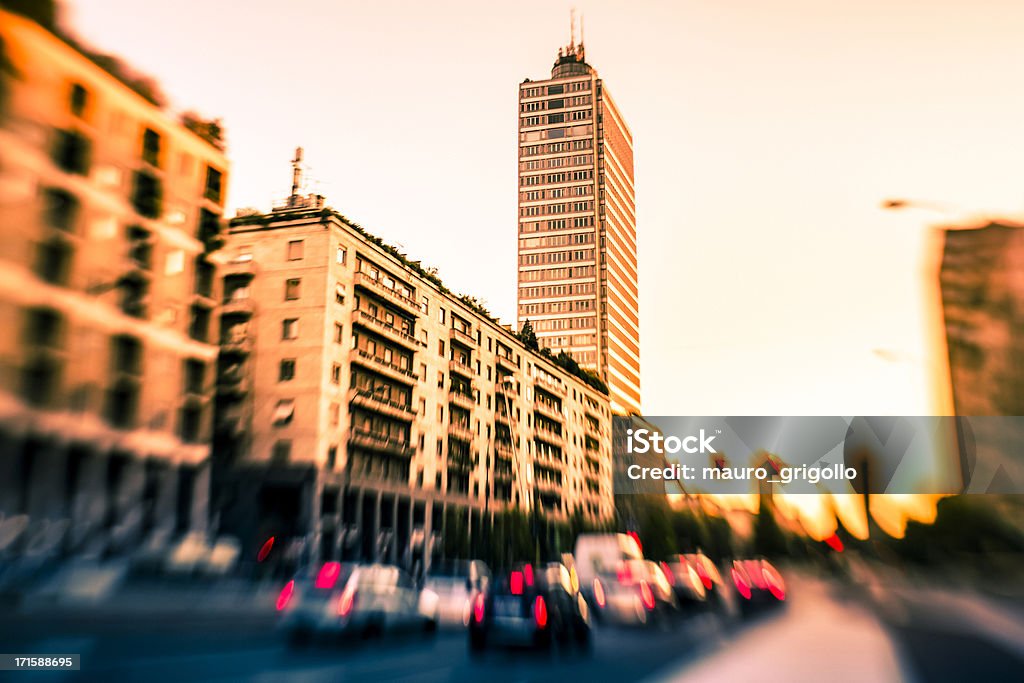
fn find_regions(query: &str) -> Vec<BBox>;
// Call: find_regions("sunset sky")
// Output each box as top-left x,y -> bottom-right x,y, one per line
66,0 -> 1024,417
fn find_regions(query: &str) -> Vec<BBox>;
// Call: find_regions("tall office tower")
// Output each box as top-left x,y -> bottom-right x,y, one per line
517,31 -> 640,415
0,9 -> 228,546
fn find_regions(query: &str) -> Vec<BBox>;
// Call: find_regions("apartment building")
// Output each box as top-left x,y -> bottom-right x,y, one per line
517,37 -> 641,414
0,10 -> 229,558
214,184 -> 614,568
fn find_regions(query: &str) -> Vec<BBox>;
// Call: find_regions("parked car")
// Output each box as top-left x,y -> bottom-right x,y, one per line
278,562 -> 436,646
730,558 -> 786,615
418,559 -> 491,627
468,562 -> 591,653
572,532 -> 644,623
665,553 -> 722,610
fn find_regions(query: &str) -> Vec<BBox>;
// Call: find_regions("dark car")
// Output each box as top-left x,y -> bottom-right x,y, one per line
665,552 -> 726,611
468,563 -> 591,654
730,558 -> 786,615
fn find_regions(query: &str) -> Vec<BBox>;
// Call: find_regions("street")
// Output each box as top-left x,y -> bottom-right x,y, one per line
2,572 -> 1022,682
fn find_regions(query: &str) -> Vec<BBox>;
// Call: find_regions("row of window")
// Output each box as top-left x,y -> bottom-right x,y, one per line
520,95 -> 591,112
519,282 -> 596,299
520,155 -> 593,172
521,139 -> 592,157
531,316 -> 597,332
520,201 -> 594,217
521,81 -> 590,99
518,265 -> 596,281
521,169 -> 594,186
521,110 -> 592,128
519,124 -> 593,143
519,233 -> 594,249
520,299 -> 595,315
519,216 -> 596,233
518,249 -> 595,266
521,185 -> 592,202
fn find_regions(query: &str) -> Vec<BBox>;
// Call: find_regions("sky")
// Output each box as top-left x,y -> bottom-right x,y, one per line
65,0 -> 1024,417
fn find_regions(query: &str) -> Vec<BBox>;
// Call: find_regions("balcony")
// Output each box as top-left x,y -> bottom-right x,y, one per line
495,354 -> 517,373
534,476 -> 562,495
353,271 -> 420,316
352,309 -> 422,350
348,388 -> 416,422
495,378 -> 518,399
448,389 -> 476,412
535,374 -> 567,395
533,400 -> 563,422
351,349 -> 419,386
220,335 -> 252,357
585,419 -> 602,438
223,259 -> 255,278
348,429 -> 416,459
534,424 -> 564,445
449,326 -> 475,348
494,408 -> 513,427
447,422 -> 475,443
221,296 -> 255,318
494,441 -> 517,460
448,359 -> 474,379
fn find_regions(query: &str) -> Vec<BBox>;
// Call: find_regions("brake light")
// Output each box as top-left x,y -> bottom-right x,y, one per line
523,564 -> 534,587
337,589 -> 355,617
510,571 -> 524,595
276,580 -> 295,611
825,533 -> 844,552
316,561 -> 341,589
639,581 -> 655,610
660,562 -> 675,586
763,565 -> 786,601
695,562 -> 712,589
616,563 -> 633,584
749,563 -> 769,590
533,595 -> 548,628
732,567 -> 752,600
473,593 -> 485,623
593,578 -> 606,608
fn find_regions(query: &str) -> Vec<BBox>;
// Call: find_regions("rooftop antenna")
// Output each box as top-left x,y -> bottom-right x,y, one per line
290,147 -> 304,198
579,14 -> 585,61
569,8 -> 576,52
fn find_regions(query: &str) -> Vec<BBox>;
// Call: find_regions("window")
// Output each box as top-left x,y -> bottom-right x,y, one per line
70,83 -> 88,117
335,283 -> 345,304
52,129 -> 91,175
188,305 -> 210,342
183,359 -> 205,394
279,359 -> 295,381
438,340 -> 445,357
438,307 -> 446,324
165,249 -> 185,275
331,364 -> 341,384
132,170 -> 162,218
285,278 -> 301,300
334,322 -> 343,343
204,166 -> 223,204
336,246 -> 346,264
272,440 -> 292,462
142,128 -> 161,167
272,399 -> 295,426
43,188 -> 79,231
437,371 -> 444,389
35,238 -> 72,285
420,296 -> 429,314
287,240 -> 304,261
282,318 -> 298,340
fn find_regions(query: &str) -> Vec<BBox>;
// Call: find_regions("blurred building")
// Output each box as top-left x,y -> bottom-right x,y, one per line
0,9 -> 228,558
213,168 -> 614,568
516,30 -> 641,415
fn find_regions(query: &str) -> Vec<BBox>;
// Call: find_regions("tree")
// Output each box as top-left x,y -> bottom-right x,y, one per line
517,320 -> 539,350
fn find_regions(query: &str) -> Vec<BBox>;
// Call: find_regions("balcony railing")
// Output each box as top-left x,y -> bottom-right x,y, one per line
495,354 -> 517,372
352,310 -> 422,349
348,388 -> 416,422
447,389 -> 476,412
535,374 -> 567,395
495,378 -> 518,398
585,420 -> 602,437
534,476 -> 562,494
353,271 -> 420,315
449,326 -> 475,347
447,422 -> 475,443
221,297 -> 255,318
348,429 -> 416,458
448,359 -> 474,378
494,441 -> 516,460
534,424 -> 564,445
220,335 -> 252,356
352,349 -> 419,385
533,400 -> 563,422
223,259 -> 255,278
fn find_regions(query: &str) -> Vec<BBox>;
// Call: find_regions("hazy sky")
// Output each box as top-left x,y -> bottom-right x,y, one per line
66,0 -> 1024,416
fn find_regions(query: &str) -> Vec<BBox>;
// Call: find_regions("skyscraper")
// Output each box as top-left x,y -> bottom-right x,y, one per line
517,30 -> 640,415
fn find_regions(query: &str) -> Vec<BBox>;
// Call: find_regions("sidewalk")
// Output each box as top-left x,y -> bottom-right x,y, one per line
652,575 -> 909,683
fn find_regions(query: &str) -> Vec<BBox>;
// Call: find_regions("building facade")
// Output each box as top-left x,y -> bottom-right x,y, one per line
0,10 -> 228,559
214,185 -> 614,569
517,38 -> 640,415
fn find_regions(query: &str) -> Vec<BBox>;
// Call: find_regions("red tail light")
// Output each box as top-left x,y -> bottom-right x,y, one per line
639,581 -> 655,610
732,567 -> 752,600
276,580 -> 295,611
593,578 -> 606,608
616,562 -> 633,584
510,571 -> 524,595
696,564 -> 712,589
660,562 -> 675,586
763,565 -> 786,601
316,561 -> 341,589
825,533 -> 844,552
533,595 -> 548,628
523,564 -> 534,587
337,589 -> 356,617
473,593 -> 485,623
749,563 -> 769,590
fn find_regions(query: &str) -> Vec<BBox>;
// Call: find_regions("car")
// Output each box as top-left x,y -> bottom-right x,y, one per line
730,558 -> 786,615
467,562 -> 591,654
573,532 -> 644,623
418,559 -> 491,627
278,562 -> 436,645
664,553 -> 722,611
